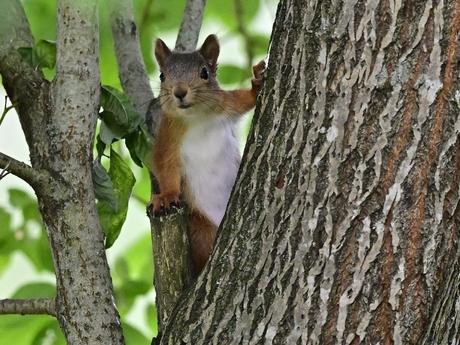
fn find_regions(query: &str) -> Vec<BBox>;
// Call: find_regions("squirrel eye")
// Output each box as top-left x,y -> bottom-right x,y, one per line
159,72 -> 165,82
200,67 -> 209,80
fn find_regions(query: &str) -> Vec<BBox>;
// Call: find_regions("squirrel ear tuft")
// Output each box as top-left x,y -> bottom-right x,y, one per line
154,38 -> 172,68
199,34 -> 220,70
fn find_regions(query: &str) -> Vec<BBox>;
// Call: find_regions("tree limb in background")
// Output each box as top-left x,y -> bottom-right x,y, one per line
0,298 -> 56,317
0,0 -> 49,154
175,0 -> 207,52
107,0 -> 153,116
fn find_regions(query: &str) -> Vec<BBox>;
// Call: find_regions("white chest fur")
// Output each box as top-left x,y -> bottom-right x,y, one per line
180,117 -> 241,226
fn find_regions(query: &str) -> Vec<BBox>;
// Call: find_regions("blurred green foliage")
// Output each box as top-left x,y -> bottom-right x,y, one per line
1,0 -> 274,343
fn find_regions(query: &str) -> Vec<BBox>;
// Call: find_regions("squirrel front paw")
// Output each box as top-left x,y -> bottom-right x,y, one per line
147,193 -> 184,217
251,60 -> 265,94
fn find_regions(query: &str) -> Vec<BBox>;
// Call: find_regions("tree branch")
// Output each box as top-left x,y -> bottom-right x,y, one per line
149,206 -> 193,343
107,0 -> 153,116
0,0 -> 49,153
0,298 -> 56,317
175,0 -> 207,52
0,0 -> 34,51
0,152 -> 49,191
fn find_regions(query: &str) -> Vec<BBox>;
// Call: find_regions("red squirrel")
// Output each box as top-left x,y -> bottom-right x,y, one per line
148,34 -> 265,275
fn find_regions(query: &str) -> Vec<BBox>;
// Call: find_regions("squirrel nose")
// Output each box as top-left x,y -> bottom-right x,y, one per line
173,87 -> 188,101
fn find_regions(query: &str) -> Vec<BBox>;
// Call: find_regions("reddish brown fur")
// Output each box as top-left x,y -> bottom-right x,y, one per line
150,116 -> 186,211
189,211 -> 217,275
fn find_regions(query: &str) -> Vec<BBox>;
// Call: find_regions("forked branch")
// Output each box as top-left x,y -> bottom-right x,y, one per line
0,152 -> 49,191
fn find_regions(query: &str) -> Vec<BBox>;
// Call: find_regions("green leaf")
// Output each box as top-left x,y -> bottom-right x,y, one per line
19,232 -> 55,272
99,112 -> 126,145
206,0 -> 260,29
123,234 -> 153,281
114,256 -> 131,283
122,322 -> 149,345
0,315 -> 52,345
125,125 -> 153,168
251,34 -> 271,57
218,64 -> 247,84
4,189 -> 53,272
93,159 -> 118,211
95,133 -> 107,158
135,0 -> 184,74
0,207 -> 12,234
132,165 -> 153,204
115,280 -> 152,313
100,86 -> 143,135
0,250 -> 11,274
12,283 -> 55,299
9,188 -> 35,209
147,303 -> 159,336
98,149 -> 136,248
34,40 -> 56,69
31,320 -> 65,345
120,280 -> 151,296
17,40 -> 56,70
22,203 -> 42,222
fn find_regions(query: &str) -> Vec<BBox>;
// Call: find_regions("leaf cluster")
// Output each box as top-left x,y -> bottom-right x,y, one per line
95,86 -> 152,249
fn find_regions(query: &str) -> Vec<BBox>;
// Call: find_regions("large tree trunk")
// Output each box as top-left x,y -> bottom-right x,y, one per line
161,0 -> 460,344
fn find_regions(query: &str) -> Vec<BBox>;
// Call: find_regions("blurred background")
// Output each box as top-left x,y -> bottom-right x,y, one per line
0,0 -> 276,343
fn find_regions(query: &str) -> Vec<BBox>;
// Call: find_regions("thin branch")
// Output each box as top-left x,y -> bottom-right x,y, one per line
107,0 -> 153,117
0,96 -> 17,127
0,0 -> 41,95
0,161 -> 11,180
0,298 -> 56,317
175,0 -> 207,52
0,152 -> 49,191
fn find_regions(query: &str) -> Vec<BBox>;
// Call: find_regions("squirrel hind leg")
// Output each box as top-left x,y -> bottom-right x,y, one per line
189,211 -> 217,276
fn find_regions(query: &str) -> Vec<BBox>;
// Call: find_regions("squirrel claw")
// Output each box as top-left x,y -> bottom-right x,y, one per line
251,60 -> 265,94
147,194 -> 184,218
253,60 -> 265,80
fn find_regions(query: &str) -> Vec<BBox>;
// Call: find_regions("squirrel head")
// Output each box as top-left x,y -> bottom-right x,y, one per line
154,35 -> 222,117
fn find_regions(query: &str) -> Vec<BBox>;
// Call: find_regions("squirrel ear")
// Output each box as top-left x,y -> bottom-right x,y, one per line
199,34 -> 220,70
154,38 -> 172,68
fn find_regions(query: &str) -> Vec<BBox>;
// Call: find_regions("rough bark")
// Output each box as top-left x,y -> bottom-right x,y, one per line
0,0 -> 125,343
46,1 -> 124,343
149,206 -> 194,345
160,0 -> 460,344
